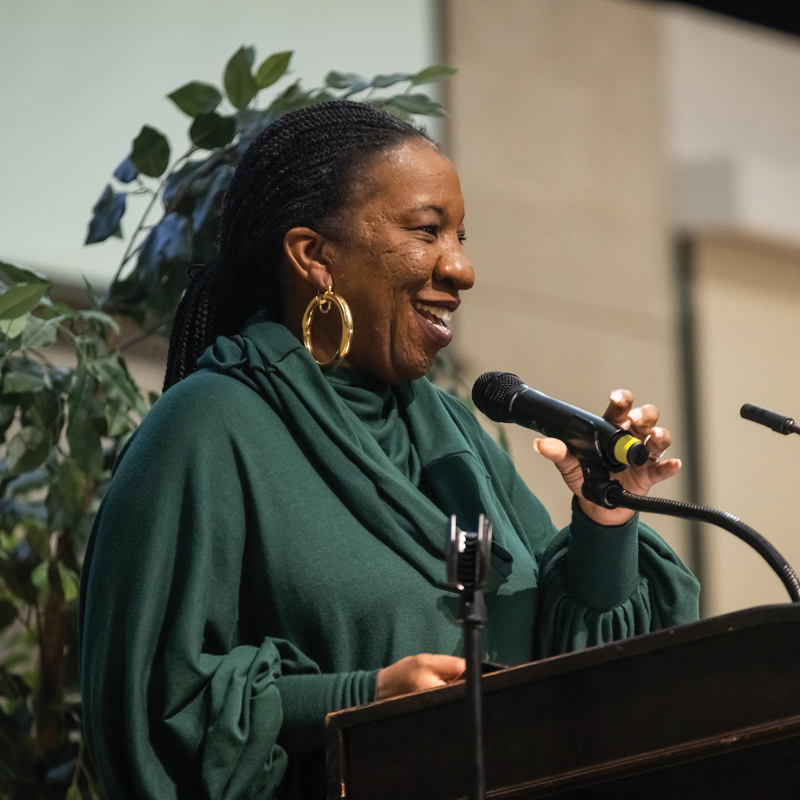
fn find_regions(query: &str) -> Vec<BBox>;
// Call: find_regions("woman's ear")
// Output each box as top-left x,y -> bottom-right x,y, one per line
283,228 -> 335,293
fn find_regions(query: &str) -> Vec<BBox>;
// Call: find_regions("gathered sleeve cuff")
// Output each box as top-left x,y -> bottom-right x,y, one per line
534,499 -> 700,658
276,669 -> 379,753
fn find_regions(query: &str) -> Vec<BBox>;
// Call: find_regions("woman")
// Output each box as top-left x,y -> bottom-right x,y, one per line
80,100 -> 699,799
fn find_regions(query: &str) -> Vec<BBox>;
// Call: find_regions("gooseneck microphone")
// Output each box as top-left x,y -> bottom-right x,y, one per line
740,403 -> 800,436
472,372 -> 649,471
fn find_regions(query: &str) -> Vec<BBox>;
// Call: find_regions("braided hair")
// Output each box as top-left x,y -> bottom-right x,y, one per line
163,100 -> 434,390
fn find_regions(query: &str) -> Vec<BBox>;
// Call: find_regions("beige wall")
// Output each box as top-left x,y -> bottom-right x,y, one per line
693,233 -> 800,614
444,0 -> 690,561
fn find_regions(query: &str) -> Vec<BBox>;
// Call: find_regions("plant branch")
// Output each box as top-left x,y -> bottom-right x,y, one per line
110,190 -> 160,287
110,145 -> 199,288
116,318 -> 171,353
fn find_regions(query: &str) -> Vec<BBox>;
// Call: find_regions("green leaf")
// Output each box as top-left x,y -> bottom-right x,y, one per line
57,562 -> 79,603
266,80 -> 315,117
83,276 -> 101,310
66,367 -> 104,477
54,459 -> 86,516
312,89 -> 336,104
372,72 -> 411,89
0,283 -> 49,320
20,316 -> 60,350
256,51 -> 292,89
131,125 -> 171,178
30,561 -> 48,596
65,784 -> 83,800
6,427 -> 49,475
9,467 -> 50,496
325,70 -> 369,92
0,260 -> 48,285
2,370 -> 46,394
224,46 -> 258,109
77,309 -> 120,333
190,113 -> 237,150
410,65 -> 457,85
104,400 -> 133,439
168,81 -> 223,117
0,314 -> 29,339
385,94 -> 445,117
91,357 -> 143,411
19,379 -> 60,429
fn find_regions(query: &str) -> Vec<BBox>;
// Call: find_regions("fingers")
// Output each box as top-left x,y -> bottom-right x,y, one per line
532,436 -> 569,465
603,389 -> 634,426
533,437 -> 585,497
606,390 -> 674,461
533,390 -> 682,521
626,404 -> 660,438
646,456 -> 682,484
422,654 -> 469,682
643,426 -> 672,458
376,654 -> 467,700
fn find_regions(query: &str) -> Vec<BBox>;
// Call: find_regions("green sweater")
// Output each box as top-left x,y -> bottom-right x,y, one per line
79,317 -> 699,800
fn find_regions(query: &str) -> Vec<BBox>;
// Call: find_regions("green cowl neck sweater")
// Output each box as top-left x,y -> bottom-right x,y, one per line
80,316 -> 699,800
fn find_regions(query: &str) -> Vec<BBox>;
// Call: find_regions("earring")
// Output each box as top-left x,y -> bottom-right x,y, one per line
301,286 -> 353,371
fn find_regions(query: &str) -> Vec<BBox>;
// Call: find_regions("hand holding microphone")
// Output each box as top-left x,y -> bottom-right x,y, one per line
472,373 -> 681,526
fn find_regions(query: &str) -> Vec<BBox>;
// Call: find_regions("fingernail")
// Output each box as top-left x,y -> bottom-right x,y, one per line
610,390 -> 625,404
533,438 -> 542,453
675,458 -> 682,469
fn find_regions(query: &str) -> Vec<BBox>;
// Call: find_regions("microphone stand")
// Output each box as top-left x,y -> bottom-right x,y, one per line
446,515 -> 493,800
579,461 -> 800,603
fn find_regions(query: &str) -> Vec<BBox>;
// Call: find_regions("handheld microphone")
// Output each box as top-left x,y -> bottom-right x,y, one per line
472,372 -> 649,471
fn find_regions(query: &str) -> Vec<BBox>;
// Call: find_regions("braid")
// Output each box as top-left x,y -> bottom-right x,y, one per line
163,100 -> 433,391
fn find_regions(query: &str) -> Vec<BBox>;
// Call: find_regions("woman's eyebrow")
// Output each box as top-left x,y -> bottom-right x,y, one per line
412,203 -> 445,215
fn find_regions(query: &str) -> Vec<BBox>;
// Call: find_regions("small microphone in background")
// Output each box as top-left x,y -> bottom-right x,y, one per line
740,404 -> 800,436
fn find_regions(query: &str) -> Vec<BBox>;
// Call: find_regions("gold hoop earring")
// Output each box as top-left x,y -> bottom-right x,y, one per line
301,287 -> 353,371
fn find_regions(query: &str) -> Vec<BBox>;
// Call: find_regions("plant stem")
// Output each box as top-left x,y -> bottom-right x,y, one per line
110,189 -> 160,287
109,145 -> 199,287
116,317 -> 171,352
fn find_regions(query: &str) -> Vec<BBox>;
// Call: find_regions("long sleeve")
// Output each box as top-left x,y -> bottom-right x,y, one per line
80,385 -> 288,799
79,377 -> 378,800
535,501 -> 701,657
462,402 -> 700,659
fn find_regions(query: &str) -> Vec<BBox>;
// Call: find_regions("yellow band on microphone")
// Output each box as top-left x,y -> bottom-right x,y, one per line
614,434 -> 641,466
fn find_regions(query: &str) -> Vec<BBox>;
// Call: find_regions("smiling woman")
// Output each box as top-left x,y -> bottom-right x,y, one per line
281,138 -> 474,383
79,101 -> 700,800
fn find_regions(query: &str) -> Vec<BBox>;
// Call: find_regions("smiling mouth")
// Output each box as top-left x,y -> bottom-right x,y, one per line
413,302 -> 452,333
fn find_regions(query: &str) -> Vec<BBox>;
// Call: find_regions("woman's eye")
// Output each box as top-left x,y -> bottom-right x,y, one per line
458,234 -> 467,244
417,225 -> 438,237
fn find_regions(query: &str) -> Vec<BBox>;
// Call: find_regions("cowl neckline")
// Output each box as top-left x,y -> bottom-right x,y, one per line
197,315 -> 515,590
323,368 -> 421,485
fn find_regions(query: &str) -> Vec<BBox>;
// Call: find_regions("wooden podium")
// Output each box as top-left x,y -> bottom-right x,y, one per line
325,605 -> 800,799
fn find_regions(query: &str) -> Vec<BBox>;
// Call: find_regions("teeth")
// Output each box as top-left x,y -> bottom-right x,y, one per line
414,302 -> 452,325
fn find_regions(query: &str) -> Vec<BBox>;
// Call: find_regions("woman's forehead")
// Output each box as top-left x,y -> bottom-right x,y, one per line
348,139 -> 463,217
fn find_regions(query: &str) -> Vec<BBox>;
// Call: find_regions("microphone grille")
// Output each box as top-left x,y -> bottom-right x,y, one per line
472,372 -> 523,422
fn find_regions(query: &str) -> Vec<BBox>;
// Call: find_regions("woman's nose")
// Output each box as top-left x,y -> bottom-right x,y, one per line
434,244 -> 475,291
